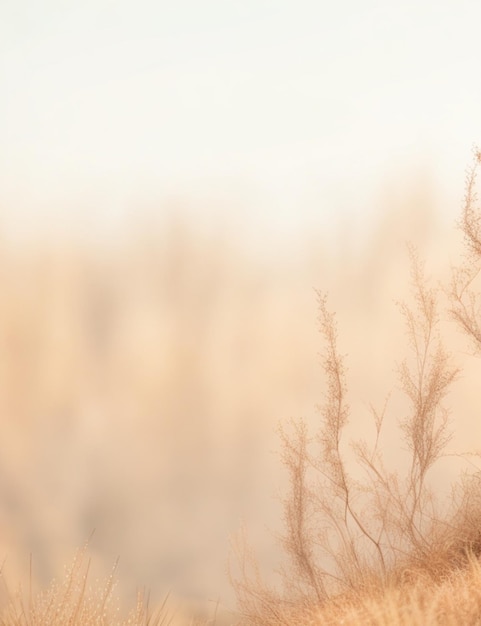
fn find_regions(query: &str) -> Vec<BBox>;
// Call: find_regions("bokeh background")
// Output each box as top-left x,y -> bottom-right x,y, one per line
1,0 -> 481,616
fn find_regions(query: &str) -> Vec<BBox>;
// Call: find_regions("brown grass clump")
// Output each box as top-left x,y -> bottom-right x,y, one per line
0,543 -> 176,626
290,551 -> 481,626
230,150 -> 481,625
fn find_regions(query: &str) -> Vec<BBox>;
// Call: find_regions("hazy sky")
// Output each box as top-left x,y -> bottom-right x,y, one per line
1,0 -> 481,243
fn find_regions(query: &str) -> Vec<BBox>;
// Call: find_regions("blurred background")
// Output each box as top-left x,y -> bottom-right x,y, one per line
1,0 -> 481,616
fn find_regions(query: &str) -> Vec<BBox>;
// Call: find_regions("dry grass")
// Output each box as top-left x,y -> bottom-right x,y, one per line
293,552 -> 481,626
230,150 -> 481,625
1,159 -> 480,624
0,542 -> 225,626
0,544 -> 169,626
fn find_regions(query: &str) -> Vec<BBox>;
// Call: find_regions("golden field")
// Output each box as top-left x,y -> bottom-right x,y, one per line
0,161 -> 481,625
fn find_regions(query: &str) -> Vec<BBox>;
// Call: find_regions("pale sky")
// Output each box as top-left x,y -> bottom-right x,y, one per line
1,0 -> 481,245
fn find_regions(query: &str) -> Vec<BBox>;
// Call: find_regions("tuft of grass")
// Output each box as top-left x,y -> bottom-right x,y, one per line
292,550 -> 481,626
230,149 -> 481,625
0,543 -> 177,626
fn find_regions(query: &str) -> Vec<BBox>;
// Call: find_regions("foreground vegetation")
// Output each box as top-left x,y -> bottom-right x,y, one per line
284,552 -> 481,625
230,151 -> 481,625
0,542 -> 224,626
3,154 -> 481,625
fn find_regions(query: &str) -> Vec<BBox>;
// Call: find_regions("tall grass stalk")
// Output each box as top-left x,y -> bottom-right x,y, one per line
230,150 -> 481,626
